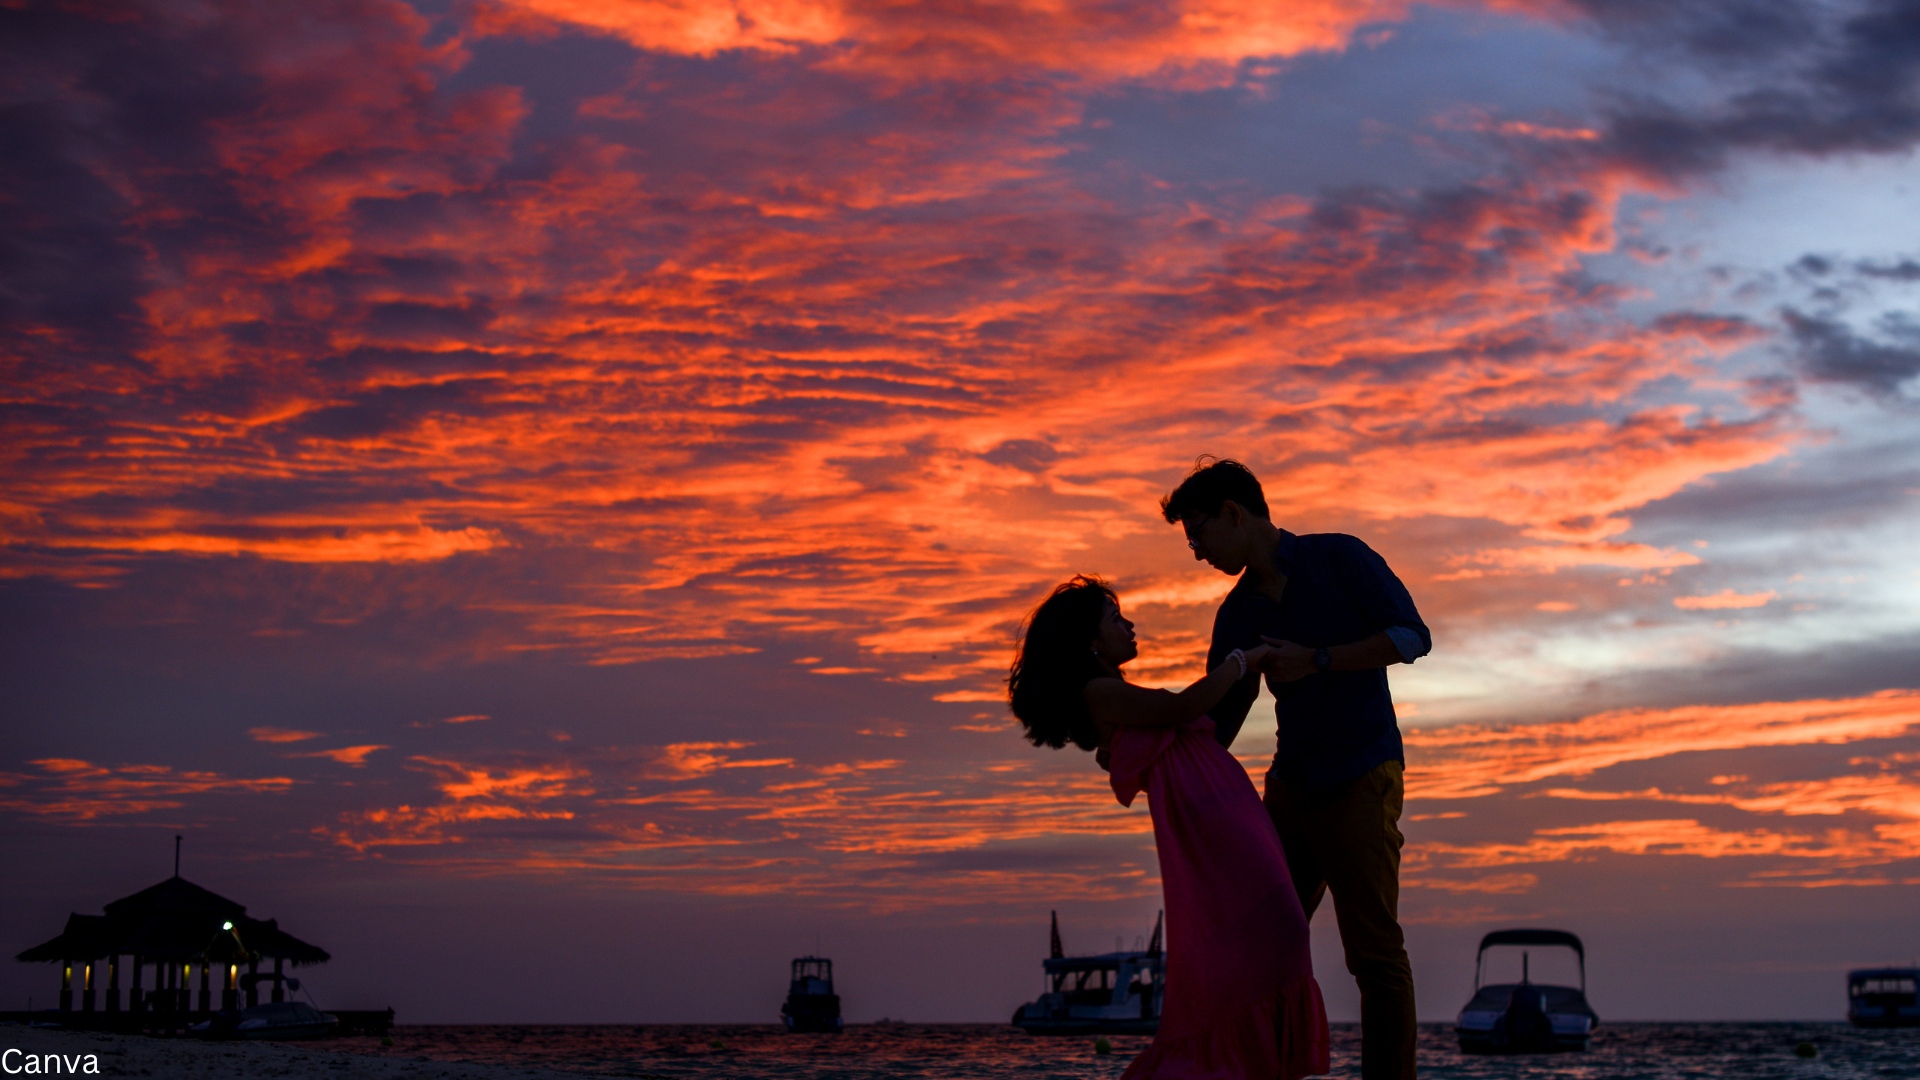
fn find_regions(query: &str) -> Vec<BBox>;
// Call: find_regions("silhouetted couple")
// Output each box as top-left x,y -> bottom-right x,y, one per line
1010,459 -> 1430,1080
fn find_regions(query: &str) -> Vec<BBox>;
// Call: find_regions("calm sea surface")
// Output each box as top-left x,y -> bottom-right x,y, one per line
332,1022 -> 1920,1079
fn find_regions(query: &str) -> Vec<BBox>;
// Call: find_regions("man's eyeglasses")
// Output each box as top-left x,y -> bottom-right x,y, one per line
1183,513 -> 1213,552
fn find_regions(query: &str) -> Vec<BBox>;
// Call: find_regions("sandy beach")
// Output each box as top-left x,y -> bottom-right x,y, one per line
0,1026 -> 590,1080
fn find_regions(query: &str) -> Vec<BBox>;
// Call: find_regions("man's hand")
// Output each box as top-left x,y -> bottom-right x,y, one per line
1095,745 -> 1113,772
1258,637 -> 1317,682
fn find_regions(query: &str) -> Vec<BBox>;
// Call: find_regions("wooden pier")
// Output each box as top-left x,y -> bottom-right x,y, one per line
0,1008 -> 393,1037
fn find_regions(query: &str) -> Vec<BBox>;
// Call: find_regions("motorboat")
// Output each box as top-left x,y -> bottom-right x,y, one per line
1012,911 -> 1163,1036
781,956 -> 842,1033
1848,968 -> 1920,1027
189,1001 -> 337,1040
1455,929 -> 1598,1053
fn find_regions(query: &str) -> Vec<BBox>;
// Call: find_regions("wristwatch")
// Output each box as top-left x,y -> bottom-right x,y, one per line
1313,647 -> 1332,674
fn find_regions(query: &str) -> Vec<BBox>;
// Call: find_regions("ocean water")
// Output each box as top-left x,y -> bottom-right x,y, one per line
332,1022 -> 1920,1079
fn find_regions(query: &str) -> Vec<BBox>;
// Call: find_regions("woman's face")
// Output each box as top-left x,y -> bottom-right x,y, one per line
1091,599 -> 1138,669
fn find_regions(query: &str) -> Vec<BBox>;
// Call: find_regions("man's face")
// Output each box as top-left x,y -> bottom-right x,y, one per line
1183,507 -> 1247,576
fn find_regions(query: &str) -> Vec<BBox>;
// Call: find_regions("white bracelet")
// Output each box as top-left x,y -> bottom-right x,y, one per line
1228,648 -> 1247,679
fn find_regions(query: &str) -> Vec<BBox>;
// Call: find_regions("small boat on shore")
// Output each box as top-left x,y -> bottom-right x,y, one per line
1011,911 -> 1164,1036
781,957 -> 842,1033
1849,968 -> 1920,1027
188,1001 -> 338,1040
1456,929 -> 1598,1053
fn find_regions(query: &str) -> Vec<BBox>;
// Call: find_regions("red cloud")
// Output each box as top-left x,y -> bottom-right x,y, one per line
0,759 -> 295,821
0,0 -> 1808,686
476,0 -> 1421,82
1674,588 -> 1777,610
293,745 -> 391,767
1406,689 -> 1920,800
249,727 -> 323,744
1402,691 -> 1920,892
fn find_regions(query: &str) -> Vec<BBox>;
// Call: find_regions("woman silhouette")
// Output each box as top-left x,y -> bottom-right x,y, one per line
1010,576 -> 1329,1080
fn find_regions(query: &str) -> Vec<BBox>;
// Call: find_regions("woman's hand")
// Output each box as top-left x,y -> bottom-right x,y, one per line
1259,636 -> 1317,682
1085,636 -> 1265,731
1240,642 -> 1276,676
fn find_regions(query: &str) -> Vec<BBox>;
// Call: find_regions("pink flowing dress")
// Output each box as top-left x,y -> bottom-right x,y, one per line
1109,717 -> 1330,1080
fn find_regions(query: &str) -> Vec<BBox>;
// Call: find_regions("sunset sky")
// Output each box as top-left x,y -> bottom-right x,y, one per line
3,0 -> 1918,1024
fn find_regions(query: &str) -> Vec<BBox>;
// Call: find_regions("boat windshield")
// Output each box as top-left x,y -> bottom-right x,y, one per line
1463,984 -> 1588,1012
1852,976 -> 1917,996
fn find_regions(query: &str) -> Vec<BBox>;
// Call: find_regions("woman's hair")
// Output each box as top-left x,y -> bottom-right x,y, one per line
1008,575 -> 1116,751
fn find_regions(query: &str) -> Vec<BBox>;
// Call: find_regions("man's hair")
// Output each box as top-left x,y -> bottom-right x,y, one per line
1160,457 -> 1269,524
1007,575 -> 1115,752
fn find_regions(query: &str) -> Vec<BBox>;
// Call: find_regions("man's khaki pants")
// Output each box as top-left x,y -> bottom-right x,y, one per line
1266,759 -> 1417,1080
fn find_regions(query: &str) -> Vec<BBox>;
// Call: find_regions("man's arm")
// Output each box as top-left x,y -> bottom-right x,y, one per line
1260,630 -> 1406,682
1261,536 -> 1431,683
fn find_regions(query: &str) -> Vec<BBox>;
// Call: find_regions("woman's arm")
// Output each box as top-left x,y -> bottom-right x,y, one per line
1085,644 -> 1270,732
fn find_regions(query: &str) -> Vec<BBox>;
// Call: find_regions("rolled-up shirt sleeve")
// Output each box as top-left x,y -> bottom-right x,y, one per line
1384,625 -> 1429,663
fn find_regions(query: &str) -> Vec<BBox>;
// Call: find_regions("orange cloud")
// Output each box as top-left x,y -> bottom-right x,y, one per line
1416,814 -> 1920,886
250,727 -> 323,743
41,524 -> 501,564
293,745 -> 391,766
1542,773 -> 1920,823
318,755 -> 595,851
649,742 -> 797,780
479,0 -> 1420,82
303,740 -> 1160,903
414,757 -> 592,802
0,22 -> 1801,685
1427,818 -> 1832,865
1440,541 -> 1699,579
1405,690 -> 1920,800
0,759 -> 295,821
3,0 -> 1915,936
1399,692 -> 1920,891
1674,588 -> 1777,610
1407,872 -> 1539,894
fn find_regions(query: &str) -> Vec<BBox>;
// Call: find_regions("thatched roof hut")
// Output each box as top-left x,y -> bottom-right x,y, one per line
17,874 -> 328,966
15,873 -> 328,1017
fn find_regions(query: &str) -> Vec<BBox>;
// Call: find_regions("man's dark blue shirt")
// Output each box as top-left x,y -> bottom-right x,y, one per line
1206,530 -> 1431,791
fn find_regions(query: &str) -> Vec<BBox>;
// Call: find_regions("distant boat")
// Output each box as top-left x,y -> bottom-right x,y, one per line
1848,968 -> 1920,1027
189,1001 -> 337,1040
1011,911 -> 1164,1036
1455,929 -> 1598,1053
781,957 -> 842,1033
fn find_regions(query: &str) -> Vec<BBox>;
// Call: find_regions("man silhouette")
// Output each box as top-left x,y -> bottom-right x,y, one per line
1161,458 -> 1430,1080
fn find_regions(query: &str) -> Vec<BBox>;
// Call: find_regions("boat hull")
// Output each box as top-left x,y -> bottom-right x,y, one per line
1014,1017 -> 1157,1036
1011,989 -> 1158,1036
189,1002 -> 339,1041
1456,983 -> 1596,1055
1849,1009 -> 1920,1028
233,1020 -> 338,1040
782,993 -> 842,1034
1013,943 -> 1164,1037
